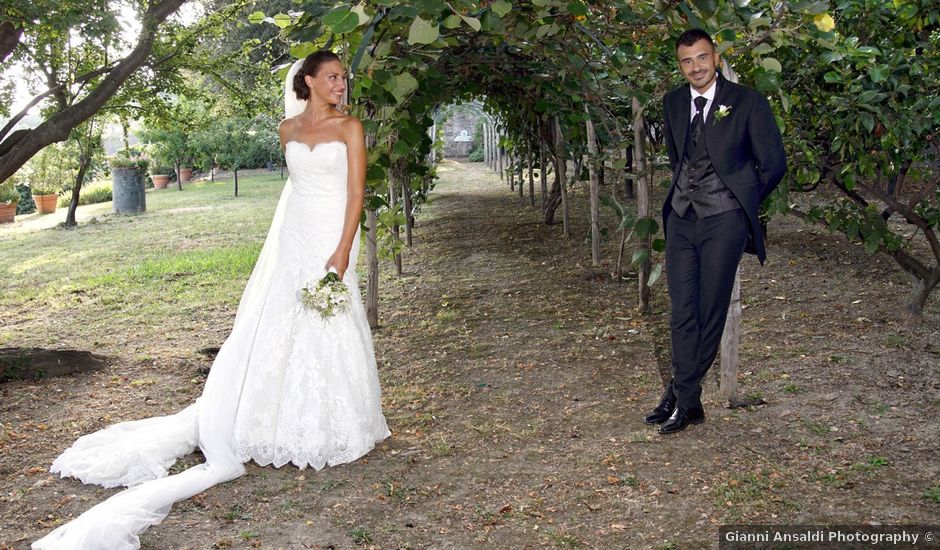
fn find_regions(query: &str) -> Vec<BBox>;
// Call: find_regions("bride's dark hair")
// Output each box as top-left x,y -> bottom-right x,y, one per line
292,50 -> 342,101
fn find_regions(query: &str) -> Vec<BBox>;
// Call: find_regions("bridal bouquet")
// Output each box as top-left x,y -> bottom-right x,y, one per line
300,270 -> 350,318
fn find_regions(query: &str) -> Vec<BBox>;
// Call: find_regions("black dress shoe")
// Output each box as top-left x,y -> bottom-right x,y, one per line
657,406 -> 705,435
644,391 -> 677,425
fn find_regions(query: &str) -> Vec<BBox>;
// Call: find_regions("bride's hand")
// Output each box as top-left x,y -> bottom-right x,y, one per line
325,249 -> 350,279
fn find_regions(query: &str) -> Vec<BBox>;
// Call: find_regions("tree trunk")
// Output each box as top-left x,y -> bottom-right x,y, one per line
366,208 -> 379,328
615,224 -> 627,280
622,147 -> 635,199
539,136 -> 548,211
633,97 -> 652,314
517,154 -> 523,199
509,152 -> 515,192
403,179 -> 413,248
390,163 -> 403,276
65,161 -> 90,227
234,168 -> 239,197
585,108 -> 601,266
907,271 -> 940,324
527,137 -> 535,207
544,156 -> 562,224
176,161 -> 182,191
498,145 -> 505,181
552,117 -> 570,238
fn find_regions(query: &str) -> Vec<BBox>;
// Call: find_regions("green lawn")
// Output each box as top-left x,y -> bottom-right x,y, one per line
0,173 -> 288,353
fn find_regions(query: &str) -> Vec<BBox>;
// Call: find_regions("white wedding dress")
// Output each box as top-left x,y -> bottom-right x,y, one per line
32,138 -> 391,549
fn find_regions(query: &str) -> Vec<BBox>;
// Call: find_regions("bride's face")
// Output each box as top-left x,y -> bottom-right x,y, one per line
305,60 -> 346,106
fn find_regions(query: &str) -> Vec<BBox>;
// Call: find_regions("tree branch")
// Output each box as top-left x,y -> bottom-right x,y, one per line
0,64 -> 113,143
788,206 -> 931,281
860,175 -> 940,264
0,0 -> 186,183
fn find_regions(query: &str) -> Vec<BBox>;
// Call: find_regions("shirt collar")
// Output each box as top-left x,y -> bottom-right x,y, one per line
691,78 -> 718,102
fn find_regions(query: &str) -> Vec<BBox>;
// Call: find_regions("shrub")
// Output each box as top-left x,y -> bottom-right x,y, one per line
110,156 -> 150,171
30,183 -> 59,195
58,181 -> 112,207
467,149 -> 484,162
15,185 -> 36,214
0,180 -> 19,204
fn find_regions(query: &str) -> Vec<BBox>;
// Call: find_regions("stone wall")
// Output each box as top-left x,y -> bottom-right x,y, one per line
442,110 -> 478,158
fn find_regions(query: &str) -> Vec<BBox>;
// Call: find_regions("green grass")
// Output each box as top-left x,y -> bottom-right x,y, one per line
0,174 -> 294,353
348,526 -> 373,545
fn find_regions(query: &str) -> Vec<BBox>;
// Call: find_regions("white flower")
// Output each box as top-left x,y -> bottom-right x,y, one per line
299,272 -> 351,319
715,104 -> 733,121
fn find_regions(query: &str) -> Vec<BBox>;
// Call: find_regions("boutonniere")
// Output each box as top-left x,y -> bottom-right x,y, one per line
714,104 -> 732,121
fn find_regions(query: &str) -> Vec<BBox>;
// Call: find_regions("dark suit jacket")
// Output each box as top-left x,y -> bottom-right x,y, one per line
662,74 -> 787,264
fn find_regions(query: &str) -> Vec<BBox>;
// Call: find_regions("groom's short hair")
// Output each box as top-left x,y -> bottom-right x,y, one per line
676,28 -> 715,51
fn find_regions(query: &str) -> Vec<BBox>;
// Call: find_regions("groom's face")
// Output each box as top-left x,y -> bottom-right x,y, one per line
677,38 -> 719,94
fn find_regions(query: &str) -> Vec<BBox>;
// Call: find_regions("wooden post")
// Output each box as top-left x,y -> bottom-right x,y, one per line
403,178 -> 413,248
720,268 -> 742,406
390,163 -> 403,276
539,133 -> 548,211
585,106 -> 601,266
366,207 -> 379,328
488,123 -> 495,170
364,128 -> 379,328
553,116 -> 570,239
483,124 -> 490,167
509,152 -> 515,192
498,139 -> 505,181
632,97 -> 652,313
517,152 -> 523,198
719,60 -> 744,407
527,136 -> 535,207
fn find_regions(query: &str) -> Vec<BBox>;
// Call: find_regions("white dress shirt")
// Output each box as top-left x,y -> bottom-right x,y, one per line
689,80 -> 717,122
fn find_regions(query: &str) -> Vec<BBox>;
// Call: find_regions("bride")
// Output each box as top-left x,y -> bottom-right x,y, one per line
33,50 -> 391,549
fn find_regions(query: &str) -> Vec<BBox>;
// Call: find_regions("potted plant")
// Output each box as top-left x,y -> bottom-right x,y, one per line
150,163 -> 172,189
178,166 -> 194,183
30,183 -> 60,214
0,180 -> 19,223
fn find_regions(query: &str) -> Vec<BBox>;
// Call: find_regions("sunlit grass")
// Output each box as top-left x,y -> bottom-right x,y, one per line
0,172 -> 288,353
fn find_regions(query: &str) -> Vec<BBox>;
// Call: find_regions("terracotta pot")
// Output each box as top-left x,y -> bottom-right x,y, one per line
0,202 -> 14,224
179,167 -> 193,183
151,174 -> 170,189
33,194 -> 58,214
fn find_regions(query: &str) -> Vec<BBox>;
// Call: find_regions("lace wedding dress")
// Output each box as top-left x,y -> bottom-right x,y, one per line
33,137 -> 390,549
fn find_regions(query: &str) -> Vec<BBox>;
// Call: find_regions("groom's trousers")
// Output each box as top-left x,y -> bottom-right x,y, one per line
665,206 -> 748,409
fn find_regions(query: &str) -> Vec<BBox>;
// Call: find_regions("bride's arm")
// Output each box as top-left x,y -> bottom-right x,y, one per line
325,116 -> 366,278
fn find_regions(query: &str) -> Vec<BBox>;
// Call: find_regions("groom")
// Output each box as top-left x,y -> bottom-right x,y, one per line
644,28 -> 787,434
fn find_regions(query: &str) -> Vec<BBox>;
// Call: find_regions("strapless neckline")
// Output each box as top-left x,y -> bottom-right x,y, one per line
286,140 -> 346,154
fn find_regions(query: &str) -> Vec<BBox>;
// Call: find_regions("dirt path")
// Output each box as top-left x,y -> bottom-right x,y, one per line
2,159 -> 938,549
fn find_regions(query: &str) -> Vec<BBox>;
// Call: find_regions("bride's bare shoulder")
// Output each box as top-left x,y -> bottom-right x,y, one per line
336,115 -> 363,139
278,117 -> 302,143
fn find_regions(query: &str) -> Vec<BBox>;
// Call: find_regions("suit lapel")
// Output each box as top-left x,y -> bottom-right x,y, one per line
675,86 -> 692,159
705,75 -> 726,127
